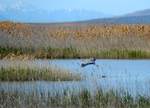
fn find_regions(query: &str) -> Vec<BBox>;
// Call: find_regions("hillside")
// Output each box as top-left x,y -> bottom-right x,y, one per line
125,9 -> 150,17
81,15 -> 150,24
1,8 -> 150,24
81,9 -> 150,24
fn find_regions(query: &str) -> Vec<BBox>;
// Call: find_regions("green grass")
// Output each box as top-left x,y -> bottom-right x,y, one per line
1,89 -> 150,108
97,49 -> 150,59
36,47 -> 79,59
0,66 -> 81,81
1,46 -> 150,59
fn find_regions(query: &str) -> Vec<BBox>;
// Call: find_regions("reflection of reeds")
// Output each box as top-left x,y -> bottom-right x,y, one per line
0,66 -> 81,81
1,89 -> 150,108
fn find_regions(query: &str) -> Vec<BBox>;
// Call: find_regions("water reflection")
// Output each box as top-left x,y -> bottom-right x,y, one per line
0,59 -> 150,97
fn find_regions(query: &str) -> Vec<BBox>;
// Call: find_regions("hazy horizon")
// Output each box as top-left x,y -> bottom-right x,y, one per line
0,0 -> 150,15
0,0 -> 150,22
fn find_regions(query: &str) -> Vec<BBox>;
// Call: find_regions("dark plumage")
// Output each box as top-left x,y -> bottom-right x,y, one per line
81,58 -> 96,67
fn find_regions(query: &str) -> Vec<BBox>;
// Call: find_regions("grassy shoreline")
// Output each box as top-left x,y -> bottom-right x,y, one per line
1,46 -> 150,59
0,66 -> 81,81
1,89 -> 150,108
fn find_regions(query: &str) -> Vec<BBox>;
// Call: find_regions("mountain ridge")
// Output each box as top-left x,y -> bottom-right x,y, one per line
0,8 -> 111,23
125,9 -> 150,17
1,8 -> 150,24
80,9 -> 150,24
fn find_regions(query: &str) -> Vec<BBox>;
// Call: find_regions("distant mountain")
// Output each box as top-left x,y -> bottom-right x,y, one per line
125,9 -> 150,17
46,10 -> 111,22
0,8 -> 111,23
80,9 -> 150,24
82,15 -> 150,24
1,6 -> 150,24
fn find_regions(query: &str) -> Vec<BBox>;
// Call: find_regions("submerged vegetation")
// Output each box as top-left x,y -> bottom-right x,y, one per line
0,22 -> 150,59
0,66 -> 81,81
1,89 -> 150,108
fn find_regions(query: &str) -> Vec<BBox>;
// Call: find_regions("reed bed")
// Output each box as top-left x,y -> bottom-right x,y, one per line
0,89 -> 150,108
1,22 -> 150,59
0,66 -> 81,81
1,46 -> 150,59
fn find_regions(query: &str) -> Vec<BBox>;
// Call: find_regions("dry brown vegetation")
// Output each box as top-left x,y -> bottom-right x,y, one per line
0,21 -> 32,37
0,21 -> 150,58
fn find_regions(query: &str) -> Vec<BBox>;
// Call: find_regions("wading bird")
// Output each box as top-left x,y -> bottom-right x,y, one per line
81,58 -> 96,67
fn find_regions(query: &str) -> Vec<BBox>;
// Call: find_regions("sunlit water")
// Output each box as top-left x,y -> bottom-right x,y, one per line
0,59 -> 150,97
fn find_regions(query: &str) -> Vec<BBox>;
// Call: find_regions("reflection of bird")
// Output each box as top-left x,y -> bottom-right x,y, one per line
81,58 -> 96,67
102,75 -> 106,78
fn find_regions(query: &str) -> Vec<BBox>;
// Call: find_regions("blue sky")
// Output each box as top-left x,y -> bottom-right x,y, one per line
0,0 -> 150,15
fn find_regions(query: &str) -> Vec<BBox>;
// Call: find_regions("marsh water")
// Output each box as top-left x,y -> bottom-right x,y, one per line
1,59 -> 150,97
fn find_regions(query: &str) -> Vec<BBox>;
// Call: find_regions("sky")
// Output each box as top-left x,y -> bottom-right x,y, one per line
0,0 -> 150,15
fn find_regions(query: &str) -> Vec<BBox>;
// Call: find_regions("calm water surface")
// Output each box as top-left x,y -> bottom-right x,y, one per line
0,59 -> 150,96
